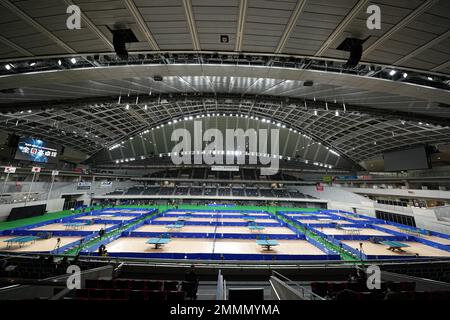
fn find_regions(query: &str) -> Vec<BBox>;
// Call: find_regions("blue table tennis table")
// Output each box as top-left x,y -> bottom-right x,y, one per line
249,225 -> 265,232
166,223 -> 184,231
3,236 -> 40,248
399,227 -> 430,236
381,241 -> 410,252
146,237 -> 171,249
256,239 -> 279,251
64,222 -> 88,230
341,227 -> 362,235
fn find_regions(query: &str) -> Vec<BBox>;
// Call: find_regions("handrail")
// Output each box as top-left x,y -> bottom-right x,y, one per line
0,265 -> 114,300
381,271 -> 450,288
0,252 -> 449,268
269,278 -> 281,300
223,280 -> 227,300
271,270 -> 325,300
216,270 -> 225,300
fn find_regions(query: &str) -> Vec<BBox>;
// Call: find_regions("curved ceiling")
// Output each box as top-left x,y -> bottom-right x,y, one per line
2,94 -> 450,167
0,0 -> 449,169
0,0 -> 448,74
1,64 -> 449,119
91,115 -> 353,170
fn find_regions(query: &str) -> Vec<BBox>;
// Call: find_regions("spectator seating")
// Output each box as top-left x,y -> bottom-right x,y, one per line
160,187 -> 175,195
243,169 -> 255,180
204,187 -> 217,196
175,187 -> 189,195
193,169 -> 205,179
124,186 -> 144,195
273,189 -> 289,198
106,190 -> 125,195
232,188 -> 245,196
259,189 -> 274,197
0,258 -> 99,280
112,185 -> 312,199
142,186 -> 160,195
76,279 -> 187,301
190,187 -> 203,195
310,281 -> 418,300
246,188 -> 259,197
144,168 -> 299,181
218,188 -> 230,196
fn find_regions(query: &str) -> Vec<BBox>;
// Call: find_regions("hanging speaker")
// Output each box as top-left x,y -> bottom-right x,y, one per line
7,134 -> 19,147
109,28 -> 138,60
337,37 -> 369,68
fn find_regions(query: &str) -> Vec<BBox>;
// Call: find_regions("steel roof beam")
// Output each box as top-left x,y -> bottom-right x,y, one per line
363,0 -> 439,57
275,0 -> 307,54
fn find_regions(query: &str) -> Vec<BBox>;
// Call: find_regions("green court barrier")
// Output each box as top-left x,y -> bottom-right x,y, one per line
0,206 -> 102,231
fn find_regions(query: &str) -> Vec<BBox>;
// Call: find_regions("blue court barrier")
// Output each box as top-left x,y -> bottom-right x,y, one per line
81,251 -> 339,261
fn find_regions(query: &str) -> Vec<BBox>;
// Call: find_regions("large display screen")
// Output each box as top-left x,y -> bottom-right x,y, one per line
14,137 -> 59,163
383,146 -> 430,171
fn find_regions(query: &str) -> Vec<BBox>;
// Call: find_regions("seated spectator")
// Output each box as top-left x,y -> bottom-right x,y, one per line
335,289 -> 358,300
355,268 -> 367,284
57,257 -> 69,273
348,268 -> 367,285
98,244 -> 108,256
384,288 -> 411,300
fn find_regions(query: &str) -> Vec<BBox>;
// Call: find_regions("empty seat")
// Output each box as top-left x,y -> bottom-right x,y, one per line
401,282 -> 416,292
356,292 -> 372,300
347,282 -> 365,292
85,279 -> 98,289
89,289 -> 108,300
114,280 -> 130,289
414,291 -> 432,300
75,289 -> 89,300
130,280 -> 146,290
109,289 -> 128,300
98,280 -> 114,289
167,291 -> 185,301
369,291 -> 386,301
310,282 -> 327,297
146,290 -> 166,301
129,290 -> 146,300
164,281 -> 179,291
182,281 -> 198,299
147,281 -> 163,291
329,282 -> 347,293
432,291 -> 450,300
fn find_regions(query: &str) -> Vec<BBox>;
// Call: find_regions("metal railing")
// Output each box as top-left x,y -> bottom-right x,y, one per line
1,252 -> 449,270
373,202 -> 414,214
433,205 -> 450,222
271,271 -> 325,300
216,270 -> 227,300
1,51 -> 448,88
